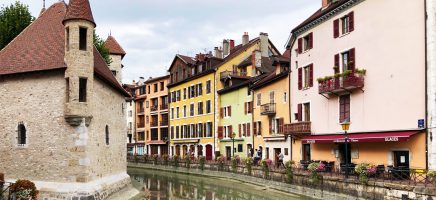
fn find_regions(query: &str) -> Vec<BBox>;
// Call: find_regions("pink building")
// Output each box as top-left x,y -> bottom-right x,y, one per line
286,0 -> 427,170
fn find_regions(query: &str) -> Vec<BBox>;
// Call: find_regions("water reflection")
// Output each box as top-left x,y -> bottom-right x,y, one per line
128,168 -> 311,200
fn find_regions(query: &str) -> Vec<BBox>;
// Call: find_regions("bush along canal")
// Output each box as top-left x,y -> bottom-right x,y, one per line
127,158 -> 436,200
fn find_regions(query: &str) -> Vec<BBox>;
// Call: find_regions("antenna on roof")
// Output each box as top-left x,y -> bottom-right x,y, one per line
109,30 -> 112,36
43,0 -> 46,9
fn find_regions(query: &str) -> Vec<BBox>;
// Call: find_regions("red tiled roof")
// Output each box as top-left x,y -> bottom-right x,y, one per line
63,0 -> 96,26
0,2 -> 67,75
0,2 -> 129,97
104,35 -> 126,57
177,54 -> 196,65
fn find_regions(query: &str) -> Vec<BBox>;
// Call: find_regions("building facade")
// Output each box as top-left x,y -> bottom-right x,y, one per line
215,32 -> 281,158
286,0 -> 426,169
0,1 -> 131,199
168,54 -> 222,160
123,83 -> 136,155
135,77 -> 147,155
143,75 -> 170,156
252,59 -> 291,163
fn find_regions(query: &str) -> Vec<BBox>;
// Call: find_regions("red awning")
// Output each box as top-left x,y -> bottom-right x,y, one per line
302,131 -> 420,144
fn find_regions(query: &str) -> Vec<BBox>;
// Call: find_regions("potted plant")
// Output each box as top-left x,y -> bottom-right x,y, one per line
245,157 -> 253,175
333,66 -> 339,70
261,159 -> 272,179
316,77 -> 325,83
355,163 -> 376,185
10,180 -> 38,200
355,68 -> 367,76
198,156 -> 206,171
231,155 -> 240,173
217,156 -> 225,171
162,154 -> 169,166
173,155 -> 179,168
308,162 -> 325,183
427,170 -> 436,184
285,160 -> 295,183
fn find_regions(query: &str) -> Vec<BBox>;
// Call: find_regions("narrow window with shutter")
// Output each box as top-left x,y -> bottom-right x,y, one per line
349,48 -> 355,71
243,124 -> 247,137
310,64 -> 314,87
298,38 -> 303,54
308,32 -> 313,49
334,19 -> 340,38
229,125 -> 233,138
244,102 -> 247,114
279,118 -> 284,134
228,106 -> 232,117
253,122 -> 257,136
239,124 -> 242,137
298,68 -> 303,90
298,103 -> 303,122
247,123 -> 251,137
349,12 -> 354,32
339,95 -> 351,123
334,54 -> 340,73
218,126 -> 223,139
269,119 -> 272,134
258,122 -> 262,135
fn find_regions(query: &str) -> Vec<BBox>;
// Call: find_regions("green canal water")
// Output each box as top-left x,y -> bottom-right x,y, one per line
128,168 -> 314,200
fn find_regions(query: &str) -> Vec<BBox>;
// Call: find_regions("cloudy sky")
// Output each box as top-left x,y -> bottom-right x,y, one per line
2,0 -> 319,84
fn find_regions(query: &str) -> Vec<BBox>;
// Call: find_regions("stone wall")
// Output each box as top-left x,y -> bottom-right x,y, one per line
128,163 -> 436,200
0,70 -> 80,182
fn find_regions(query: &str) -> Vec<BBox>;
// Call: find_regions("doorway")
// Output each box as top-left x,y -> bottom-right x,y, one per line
205,145 -> 213,160
302,144 -> 311,161
247,144 -> 253,157
338,143 -> 351,165
393,151 -> 409,168
226,146 -> 231,160
273,148 -> 281,163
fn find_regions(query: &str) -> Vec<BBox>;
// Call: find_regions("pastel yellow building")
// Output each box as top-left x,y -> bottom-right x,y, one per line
215,32 -> 281,158
168,54 -> 222,160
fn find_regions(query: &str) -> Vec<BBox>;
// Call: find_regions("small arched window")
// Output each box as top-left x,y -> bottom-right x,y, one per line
105,125 -> 109,145
17,122 -> 26,146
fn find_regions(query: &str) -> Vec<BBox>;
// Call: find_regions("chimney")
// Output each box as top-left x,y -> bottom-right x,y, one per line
223,39 -> 230,56
242,32 -> 249,45
229,40 -> 235,50
214,47 -> 223,59
259,32 -> 269,57
196,53 -> 205,62
251,50 -> 262,76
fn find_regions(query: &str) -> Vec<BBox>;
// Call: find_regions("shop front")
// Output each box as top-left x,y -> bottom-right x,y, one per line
294,131 -> 426,170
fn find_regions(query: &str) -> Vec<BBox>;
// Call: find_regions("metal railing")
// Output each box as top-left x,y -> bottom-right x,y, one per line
319,74 -> 364,94
284,121 -> 311,137
260,103 -> 276,115
127,156 -> 435,188
220,70 -> 248,80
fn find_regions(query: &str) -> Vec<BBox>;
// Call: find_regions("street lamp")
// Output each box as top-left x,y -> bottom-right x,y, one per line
340,119 -> 350,179
231,132 -> 236,157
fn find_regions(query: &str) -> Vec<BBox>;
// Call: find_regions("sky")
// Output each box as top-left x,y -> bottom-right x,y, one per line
1,0 -> 320,84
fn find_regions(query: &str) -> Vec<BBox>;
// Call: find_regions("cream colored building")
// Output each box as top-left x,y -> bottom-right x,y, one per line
0,1 -> 132,199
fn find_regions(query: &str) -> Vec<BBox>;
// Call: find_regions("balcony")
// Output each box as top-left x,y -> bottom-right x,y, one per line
160,104 -> 168,110
220,70 -> 248,80
284,121 -> 311,138
318,74 -> 365,95
150,105 -> 158,112
260,103 -> 276,115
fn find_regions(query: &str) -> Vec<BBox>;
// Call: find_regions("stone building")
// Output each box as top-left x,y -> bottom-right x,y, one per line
0,0 -> 131,199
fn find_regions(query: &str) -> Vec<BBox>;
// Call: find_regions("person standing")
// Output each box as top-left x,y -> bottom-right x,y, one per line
278,152 -> 284,168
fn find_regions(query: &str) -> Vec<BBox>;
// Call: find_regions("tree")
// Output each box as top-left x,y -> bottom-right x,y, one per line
94,31 -> 112,65
0,1 -> 34,50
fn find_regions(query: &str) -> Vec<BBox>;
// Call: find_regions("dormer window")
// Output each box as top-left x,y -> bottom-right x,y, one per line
79,27 -> 87,51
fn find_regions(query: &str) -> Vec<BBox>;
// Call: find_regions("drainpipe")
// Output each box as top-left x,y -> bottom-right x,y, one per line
252,86 -> 255,157
288,69 -> 293,161
425,0 -> 430,170
213,71 -> 216,159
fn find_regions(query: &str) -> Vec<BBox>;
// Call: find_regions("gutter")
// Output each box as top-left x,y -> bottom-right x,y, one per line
425,0 -> 429,171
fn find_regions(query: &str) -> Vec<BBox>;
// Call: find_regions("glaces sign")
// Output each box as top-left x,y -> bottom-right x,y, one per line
385,137 -> 399,142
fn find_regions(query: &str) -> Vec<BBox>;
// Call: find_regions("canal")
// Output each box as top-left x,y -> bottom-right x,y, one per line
128,168 -> 314,200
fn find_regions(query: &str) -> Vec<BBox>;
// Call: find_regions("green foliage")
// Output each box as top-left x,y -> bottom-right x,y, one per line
173,155 -> 179,168
162,154 -> 169,165
245,157 -> 253,175
152,154 -> 158,165
285,160 -> 295,183
217,156 -> 225,171
199,156 -> 206,171
93,31 -> 112,65
355,163 -> 376,185
184,155 -> 191,169
10,180 -> 38,199
231,156 -> 240,173
0,1 -> 34,50
428,170 -> 436,183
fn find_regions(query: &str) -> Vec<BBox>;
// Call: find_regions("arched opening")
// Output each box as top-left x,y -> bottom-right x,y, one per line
17,122 -> 26,146
105,125 -> 109,145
